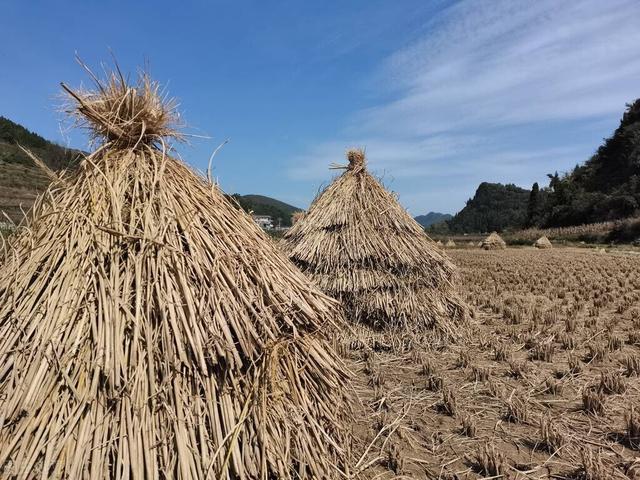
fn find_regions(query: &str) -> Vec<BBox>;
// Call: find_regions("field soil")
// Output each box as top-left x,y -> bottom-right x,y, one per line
345,247 -> 640,479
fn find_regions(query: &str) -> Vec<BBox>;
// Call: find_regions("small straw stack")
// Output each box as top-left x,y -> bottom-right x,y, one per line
481,231 -> 507,250
0,64 -> 350,479
534,235 -> 553,249
282,149 -> 466,336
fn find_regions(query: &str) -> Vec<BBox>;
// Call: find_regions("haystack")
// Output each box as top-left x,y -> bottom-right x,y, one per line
282,149 -> 465,334
0,67 -> 349,479
445,239 -> 456,248
534,235 -> 552,249
481,231 -> 507,250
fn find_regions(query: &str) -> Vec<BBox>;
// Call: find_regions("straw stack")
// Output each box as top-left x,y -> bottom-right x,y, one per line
445,239 -> 456,248
534,235 -> 552,249
282,149 -> 466,335
481,231 -> 507,250
0,66 -> 350,479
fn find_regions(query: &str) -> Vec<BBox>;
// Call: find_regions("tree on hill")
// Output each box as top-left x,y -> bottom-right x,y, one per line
526,182 -> 539,227
0,116 -> 49,149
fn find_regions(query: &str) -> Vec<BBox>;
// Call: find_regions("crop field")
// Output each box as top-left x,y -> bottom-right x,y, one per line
346,248 -> 640,479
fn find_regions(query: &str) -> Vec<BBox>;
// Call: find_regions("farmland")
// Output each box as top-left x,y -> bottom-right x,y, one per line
346,248 -> 640,479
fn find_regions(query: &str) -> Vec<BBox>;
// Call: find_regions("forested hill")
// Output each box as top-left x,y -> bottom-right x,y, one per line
531,98 -> 640,227
444,182 -> 530,233
0,116 -> 79,223
0,116 -> 78,170
227,194 -> 301,227
414,212 -> 452,227
428,98 -> 640,234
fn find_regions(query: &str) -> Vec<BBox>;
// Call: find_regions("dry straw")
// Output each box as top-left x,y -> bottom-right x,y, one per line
481,231 -> 507,250
0,63 -> 351,479
291,210 -> 306,225
282,149 -> 466,335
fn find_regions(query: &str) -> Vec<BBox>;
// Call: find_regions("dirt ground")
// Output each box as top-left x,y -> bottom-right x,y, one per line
346,247 -> 640,479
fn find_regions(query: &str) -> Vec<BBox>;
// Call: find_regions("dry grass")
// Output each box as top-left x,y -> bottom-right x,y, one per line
61,59 -> 183,149
473,443 -> 506,476
540,414 -> 565,452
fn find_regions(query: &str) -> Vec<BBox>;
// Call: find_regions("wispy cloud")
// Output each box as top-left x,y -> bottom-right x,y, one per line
288,0 -> 640,214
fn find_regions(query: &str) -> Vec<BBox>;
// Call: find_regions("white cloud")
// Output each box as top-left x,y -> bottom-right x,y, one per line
288,0 -> 640,214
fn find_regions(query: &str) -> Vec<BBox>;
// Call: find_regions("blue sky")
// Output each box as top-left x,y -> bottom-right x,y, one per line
1,1 -> 639,214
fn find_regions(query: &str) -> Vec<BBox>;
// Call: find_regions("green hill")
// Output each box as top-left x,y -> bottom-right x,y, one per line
533,99 -> 640,227
0,116 -> 79,223
445,182 -> 530,233
227,194 -> 301,227
438,99 -> 640,234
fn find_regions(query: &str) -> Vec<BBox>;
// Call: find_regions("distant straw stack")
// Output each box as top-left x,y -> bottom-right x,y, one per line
282,149 -> 466,335
0,65 -> 350,479
481,231 -> 507,250
445,239 -> 456,248
534,235 -> 552,249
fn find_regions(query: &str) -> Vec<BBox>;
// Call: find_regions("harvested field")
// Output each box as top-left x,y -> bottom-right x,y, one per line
346,248 -> 640,479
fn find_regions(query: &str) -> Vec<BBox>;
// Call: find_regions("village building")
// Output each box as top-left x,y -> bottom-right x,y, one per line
251,214 -> 273,230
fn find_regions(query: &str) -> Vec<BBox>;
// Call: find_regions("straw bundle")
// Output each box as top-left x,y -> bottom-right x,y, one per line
291,210 -> 305,225
445,239 -> 456,248
481,232 -> 507,250
282,149 -> 465,335
533,236 -> 552,249
0,67 -> 350,479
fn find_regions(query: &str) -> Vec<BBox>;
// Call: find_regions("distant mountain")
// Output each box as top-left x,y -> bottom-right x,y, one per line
0,116 -> 80,223
414,212 -> 452,227
227,194 -> 301,227
446,182 -> 530,233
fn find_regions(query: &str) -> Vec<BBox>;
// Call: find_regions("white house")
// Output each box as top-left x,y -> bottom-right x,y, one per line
251,214 -> 273,230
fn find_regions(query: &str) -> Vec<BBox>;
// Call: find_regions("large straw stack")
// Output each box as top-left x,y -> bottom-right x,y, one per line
481,231 -> 507,250
534,235 -> 553,249
282,149 -> 465,335
0,66 -> 350,479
